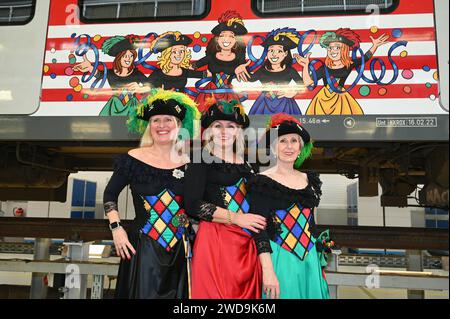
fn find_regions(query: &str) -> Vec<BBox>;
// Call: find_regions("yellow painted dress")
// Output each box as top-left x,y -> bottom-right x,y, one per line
306,54 -> 374,115
306,84 -> 363,115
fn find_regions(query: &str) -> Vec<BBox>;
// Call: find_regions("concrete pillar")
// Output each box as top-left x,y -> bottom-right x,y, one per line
62,241 -> 91,299
326,250 -> 341,299
406,250 -> 425,299
29,238 -> 51,299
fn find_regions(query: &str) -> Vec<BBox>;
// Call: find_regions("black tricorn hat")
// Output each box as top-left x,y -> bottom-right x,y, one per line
201,100 -> 249,129
138,98 -> 187,122
262,34 -> 298,50
263,114 -> 311,147
211,21 -> 248,36
152,34 -> 193,53
102,35 -> 138,57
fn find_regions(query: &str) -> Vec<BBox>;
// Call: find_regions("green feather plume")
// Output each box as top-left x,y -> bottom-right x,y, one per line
127,89 -> 200,140
219,99 -> 240,114
319,32 -> 337,48
294,141 -> 314,169
102,36 -> 126,55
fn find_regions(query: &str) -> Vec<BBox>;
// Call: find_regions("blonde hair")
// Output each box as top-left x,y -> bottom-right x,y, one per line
151,31 -> 192,73
202,122 -> 246,159
140,116 -> 182,148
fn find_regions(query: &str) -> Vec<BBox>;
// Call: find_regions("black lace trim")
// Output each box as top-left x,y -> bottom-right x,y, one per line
256,240 -> 272,255
263,211 -> 283,241
114,153 -> 186,185
202,154 -> 258,176
198,201 -> 216,222
247,172 -> 322,208
104,201 -> 118,214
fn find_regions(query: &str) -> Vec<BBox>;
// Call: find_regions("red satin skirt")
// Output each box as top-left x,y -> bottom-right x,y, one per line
191,221 -> 262,299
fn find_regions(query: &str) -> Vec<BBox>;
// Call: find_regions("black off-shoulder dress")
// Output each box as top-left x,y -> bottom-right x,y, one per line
247,172 -> 330,299
103,153 -> 192,299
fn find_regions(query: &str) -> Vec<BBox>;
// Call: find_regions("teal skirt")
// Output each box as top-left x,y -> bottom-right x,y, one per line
264,241 -> 330,299
99,95 -> 139,116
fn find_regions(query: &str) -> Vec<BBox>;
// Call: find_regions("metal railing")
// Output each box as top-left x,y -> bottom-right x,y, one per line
0,217 -> 448,299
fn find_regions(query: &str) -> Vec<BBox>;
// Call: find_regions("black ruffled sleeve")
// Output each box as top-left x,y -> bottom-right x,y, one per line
249,190 -> 273,255
307,171 -> 323,208
247,175 -> 275,255
184,162 -> 216,221
103,154 -> 130,215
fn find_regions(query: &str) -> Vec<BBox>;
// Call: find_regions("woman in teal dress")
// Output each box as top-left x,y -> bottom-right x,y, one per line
247,113 -> 333,299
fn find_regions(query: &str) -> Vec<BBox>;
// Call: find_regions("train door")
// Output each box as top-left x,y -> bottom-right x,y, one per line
0,0 -> 50,115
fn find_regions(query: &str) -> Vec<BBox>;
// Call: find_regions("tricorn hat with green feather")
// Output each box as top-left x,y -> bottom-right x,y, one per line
102,35 -> 139,57
127,89 -> 201,139
200,97 -> 249,129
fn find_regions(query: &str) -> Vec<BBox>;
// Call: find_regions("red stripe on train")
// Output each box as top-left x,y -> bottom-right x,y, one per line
43,55 -> 439,77
40,84 -> 438,102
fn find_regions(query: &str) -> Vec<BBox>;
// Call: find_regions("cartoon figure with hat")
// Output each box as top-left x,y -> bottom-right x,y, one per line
248,28 -> 305,115
73,35 -> 151,116
147,31 -> 209,94
192,10 -> 251,111
295,28 -> 389,115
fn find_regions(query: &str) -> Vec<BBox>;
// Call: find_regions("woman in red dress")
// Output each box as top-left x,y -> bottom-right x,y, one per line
184,99 -> 279,298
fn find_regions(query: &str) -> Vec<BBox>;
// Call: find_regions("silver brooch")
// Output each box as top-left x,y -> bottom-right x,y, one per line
172,169 -> 184,179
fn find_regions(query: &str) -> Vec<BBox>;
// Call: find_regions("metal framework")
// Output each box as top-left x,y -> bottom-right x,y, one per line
0,217 -> 448,250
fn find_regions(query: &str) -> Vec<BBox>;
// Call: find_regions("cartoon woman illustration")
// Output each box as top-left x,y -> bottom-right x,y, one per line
73,35 -> 150,116
248,28 -> 304,115
147,31 -> 208,93
192,10 -> 251,111
296,28 -> 389,115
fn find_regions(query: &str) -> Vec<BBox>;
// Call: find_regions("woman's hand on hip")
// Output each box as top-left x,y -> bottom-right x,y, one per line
232,212 -> 267,233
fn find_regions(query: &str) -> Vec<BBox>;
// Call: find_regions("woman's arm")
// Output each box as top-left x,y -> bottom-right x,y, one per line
191,55 -> 210,70
184,163 -> 266,232
249,187 -> 280,298
103,163 -> 136,260
185,68 -> 208,79
354,33 -> 389,68
259,252 -> 280,299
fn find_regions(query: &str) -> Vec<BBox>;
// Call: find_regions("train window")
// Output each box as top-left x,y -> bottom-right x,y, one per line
0,0 -> 35,25
253,0 -> 398,16
79,0 -> 209,22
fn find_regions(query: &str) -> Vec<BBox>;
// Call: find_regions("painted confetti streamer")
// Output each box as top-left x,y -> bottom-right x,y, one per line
361,41 -> 408,85
306,40 -> 407,94
72,33 -> 108,89
135,32 -> 159,70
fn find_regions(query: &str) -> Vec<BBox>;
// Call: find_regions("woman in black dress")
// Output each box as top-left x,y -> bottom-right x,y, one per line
103,89 -> 200,298
247,113 -> 333,298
